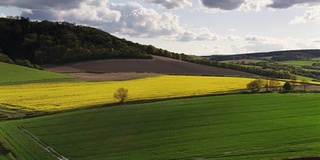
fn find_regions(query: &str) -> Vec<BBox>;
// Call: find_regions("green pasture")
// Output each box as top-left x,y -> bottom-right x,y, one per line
1,93 -> 320,160
0,62 -> 73,85
278,60 -> 315,67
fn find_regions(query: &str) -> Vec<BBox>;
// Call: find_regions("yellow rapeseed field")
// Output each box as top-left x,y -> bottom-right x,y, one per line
0,75 -> 253,112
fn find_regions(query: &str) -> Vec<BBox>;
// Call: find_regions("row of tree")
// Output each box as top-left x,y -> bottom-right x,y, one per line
246,79 -> 309,93
247,79 -> 281,92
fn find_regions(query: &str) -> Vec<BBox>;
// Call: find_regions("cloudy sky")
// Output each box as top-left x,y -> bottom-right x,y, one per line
1,0 -> 320,55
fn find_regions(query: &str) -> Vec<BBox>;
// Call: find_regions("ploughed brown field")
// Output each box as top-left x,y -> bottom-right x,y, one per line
43,56 -> 254,80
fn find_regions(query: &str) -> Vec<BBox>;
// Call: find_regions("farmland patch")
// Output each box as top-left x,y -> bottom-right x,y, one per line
2,93 -> 320,160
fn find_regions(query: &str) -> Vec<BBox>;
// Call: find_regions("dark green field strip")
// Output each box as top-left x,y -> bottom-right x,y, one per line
0,122 -> 56,160
3,93 -> 320,159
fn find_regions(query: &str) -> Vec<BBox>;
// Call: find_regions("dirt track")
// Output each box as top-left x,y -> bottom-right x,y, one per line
42,56 -> 255,80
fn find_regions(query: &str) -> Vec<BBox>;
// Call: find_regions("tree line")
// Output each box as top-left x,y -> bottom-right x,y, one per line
246,79 -> 309,93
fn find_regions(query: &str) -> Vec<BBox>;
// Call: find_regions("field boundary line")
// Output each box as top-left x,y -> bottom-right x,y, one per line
18,126 -> 69,160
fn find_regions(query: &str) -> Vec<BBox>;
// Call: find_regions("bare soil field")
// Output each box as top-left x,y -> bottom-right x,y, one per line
42,56 -> 255,80
68,72 -> 160,81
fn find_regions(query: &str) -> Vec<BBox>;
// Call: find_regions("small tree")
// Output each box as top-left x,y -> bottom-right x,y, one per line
247,79 -> 264,92
113,87 -> 129,103
269,79 -> 281,91
283,82 -> 292,92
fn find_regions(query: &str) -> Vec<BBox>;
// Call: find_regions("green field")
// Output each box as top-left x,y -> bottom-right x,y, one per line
278,60 -> 315,67
1,93 -> 320,160
223,59 -> 268,63
0,62 -> 73,85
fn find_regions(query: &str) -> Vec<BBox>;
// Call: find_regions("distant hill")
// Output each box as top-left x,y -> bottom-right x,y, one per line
0,62 -> 72,85
208,49 -> 320,62
0,17 -> 185,65
204,49 -> 320,80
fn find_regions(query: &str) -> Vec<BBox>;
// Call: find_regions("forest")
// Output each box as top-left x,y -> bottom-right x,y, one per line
0,17 -> 170,64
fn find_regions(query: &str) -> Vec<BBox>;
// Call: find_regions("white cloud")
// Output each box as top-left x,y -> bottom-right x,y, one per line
237,35 -> 320,53
226,35 -> 241,41
59,1 -> 121,24
228,28 -> 237,32
105,2 -> 183,38
290,6 -> 320,24
177,28 -> 218,42
21,0 -> 121,24
245,35 -> 268,42
145,0 -> 192,9
195,28 -> 218,41
100,2 -> 217,41
231,35 -> 283,53
219,34 -> 313,54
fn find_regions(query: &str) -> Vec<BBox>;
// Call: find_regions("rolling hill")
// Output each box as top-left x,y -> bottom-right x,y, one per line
201,49 -> 320,80
0,62 -> 73,85
42,56 -> 255,80
208,49 -> 320,61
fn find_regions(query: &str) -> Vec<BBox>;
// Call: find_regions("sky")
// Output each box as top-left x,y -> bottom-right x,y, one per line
0,0 -> 320,56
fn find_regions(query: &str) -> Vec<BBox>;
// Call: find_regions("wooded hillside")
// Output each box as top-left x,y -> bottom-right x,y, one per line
0,17 -> 185,64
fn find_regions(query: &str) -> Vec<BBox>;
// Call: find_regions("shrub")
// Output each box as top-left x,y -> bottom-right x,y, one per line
14,59 -> 32,68
283,82 -> 292,92
0,53 -> 13,64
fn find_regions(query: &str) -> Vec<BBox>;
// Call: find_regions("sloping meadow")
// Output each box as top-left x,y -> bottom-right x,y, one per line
0,75 -> 253,112
0,62 -> 73,85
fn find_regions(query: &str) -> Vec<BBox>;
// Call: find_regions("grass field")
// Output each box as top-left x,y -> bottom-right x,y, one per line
278,60 -> 315,67
0,62 -> 73,85
223,59 -> 267,63
1,93 -> 320,160
0,75 -> 253,112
